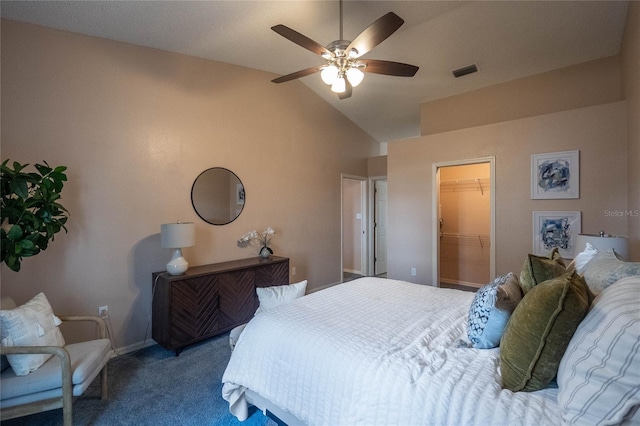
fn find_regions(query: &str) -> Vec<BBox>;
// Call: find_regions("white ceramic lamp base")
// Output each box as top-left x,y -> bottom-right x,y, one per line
166,248 -> 189,275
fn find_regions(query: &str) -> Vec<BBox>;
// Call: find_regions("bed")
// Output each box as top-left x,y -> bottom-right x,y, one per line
222,251 -> 640,426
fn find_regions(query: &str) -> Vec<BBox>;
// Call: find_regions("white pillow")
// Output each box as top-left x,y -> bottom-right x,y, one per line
581,250 -> 640,294
567,242 -> 599,274
0,293 -> 65,376
557,276 -> 640,425
255,280 -> 307,315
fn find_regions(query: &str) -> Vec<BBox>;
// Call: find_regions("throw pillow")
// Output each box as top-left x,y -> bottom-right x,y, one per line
0,293 -> 65,376
566,242 -> 599,275
519,248 -> 566,294
581,250 -> 640,294
255,280 -> 307,315
0,297 -> 17,373
500,271 -> 591,392
557,276 -> 640,426
467,273 -> 523,349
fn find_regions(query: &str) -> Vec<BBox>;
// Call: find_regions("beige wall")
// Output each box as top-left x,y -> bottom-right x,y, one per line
367,155 -> 387,177
388,101 -> 628,284
621,1 -> 640,260
421,56 -> 622,136
0,20 -> 378,350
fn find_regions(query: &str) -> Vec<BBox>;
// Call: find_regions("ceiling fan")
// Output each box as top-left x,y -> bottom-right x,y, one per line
270,0 -> 419,100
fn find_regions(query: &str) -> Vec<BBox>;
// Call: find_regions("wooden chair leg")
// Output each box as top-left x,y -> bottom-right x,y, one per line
60,349 -> 73,426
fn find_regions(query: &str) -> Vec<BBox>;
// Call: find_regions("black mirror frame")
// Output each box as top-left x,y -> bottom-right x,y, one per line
191,167 -> 245,225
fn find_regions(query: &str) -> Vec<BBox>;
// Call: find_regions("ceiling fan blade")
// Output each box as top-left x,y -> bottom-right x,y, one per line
271,24 -> 333,57
338,80 -> 353,100
271,66 -> 325,84
347,12 -> 404,58
359,59 -> 419,77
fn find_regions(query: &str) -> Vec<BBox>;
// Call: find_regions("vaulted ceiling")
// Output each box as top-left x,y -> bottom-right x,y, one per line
0,1 -> 629,142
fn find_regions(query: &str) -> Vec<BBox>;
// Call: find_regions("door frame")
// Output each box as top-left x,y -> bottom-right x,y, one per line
341,174 -> 368,280
367,176 -> 387,276
432,157 -> 496,286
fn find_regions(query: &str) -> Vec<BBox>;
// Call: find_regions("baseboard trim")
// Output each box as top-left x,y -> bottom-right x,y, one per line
440,278 -> 482,288
115,339 -> 158,356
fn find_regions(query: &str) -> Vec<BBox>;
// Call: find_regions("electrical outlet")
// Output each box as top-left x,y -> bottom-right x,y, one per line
98,305 -> 109,319
292,266 -> 296,275
411,267 -> 417,277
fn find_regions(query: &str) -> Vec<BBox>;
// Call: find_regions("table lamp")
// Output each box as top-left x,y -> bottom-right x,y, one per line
161,222 -> 196,275
575,230 -> 629,261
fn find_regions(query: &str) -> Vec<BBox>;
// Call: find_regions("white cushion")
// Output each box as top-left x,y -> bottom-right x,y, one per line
230,281 -> 308,351
1,339 -> 112,406
581,250 -> 640,294
0,298 -> 17,373
567,242 -> 599,274
0,293 -> 65,376
557,276 -> 640,425
255,280 -> 307,315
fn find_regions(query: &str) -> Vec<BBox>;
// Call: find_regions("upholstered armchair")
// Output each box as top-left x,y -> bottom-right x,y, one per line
0,296 -> 113,426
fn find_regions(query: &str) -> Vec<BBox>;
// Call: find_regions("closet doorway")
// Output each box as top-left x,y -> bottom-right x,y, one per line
433,158 -> 495,289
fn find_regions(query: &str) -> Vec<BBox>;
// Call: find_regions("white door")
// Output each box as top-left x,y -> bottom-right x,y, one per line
374,180 -> 388,275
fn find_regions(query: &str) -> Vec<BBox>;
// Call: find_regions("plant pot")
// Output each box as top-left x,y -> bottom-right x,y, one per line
259,246 -> 273,259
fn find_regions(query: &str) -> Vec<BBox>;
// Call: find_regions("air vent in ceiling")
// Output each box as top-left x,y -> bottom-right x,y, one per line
452,64 -> 478,78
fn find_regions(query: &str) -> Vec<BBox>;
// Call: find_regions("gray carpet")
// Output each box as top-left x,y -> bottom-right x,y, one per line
2,334 -> 275,426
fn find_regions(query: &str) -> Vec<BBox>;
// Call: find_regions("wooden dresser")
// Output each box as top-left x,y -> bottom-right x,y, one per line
152,256 -> 289,354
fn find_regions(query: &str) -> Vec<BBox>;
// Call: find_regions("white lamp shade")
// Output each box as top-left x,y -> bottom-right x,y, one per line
575,232 -> 629,261
161,222 -> 195,248
161,222 -> 195,275
321,65 -> 339,85
331,76 -> 346,93
346,67 -> 364,87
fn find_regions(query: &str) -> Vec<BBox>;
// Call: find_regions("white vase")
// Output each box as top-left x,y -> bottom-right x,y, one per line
259,246 -> 272,259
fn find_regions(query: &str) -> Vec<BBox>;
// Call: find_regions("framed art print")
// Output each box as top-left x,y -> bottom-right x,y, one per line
532,211 -> 581,258
531,150 -> 579,199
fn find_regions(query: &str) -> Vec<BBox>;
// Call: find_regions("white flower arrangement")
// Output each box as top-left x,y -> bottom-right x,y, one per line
238,227 -> 276,256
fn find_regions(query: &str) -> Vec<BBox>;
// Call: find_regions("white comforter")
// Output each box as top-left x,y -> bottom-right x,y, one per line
222,277 -> 560,425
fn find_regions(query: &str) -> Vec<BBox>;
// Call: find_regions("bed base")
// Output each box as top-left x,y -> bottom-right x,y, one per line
245,389 -> 305,426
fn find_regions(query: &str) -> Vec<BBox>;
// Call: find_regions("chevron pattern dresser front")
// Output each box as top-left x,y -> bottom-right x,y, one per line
152,256 -> 289,354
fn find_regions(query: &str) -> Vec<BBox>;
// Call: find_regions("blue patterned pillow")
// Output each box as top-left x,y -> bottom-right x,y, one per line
468,273 -> 523,349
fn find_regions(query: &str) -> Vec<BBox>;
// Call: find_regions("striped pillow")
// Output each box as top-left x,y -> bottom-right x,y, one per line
557,275 -> 640,425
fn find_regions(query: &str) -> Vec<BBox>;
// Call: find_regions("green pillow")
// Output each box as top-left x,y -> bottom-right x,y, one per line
519,248 -> 566,294
500,271 -> 590,392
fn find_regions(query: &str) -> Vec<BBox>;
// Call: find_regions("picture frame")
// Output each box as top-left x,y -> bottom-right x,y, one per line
236,183 -> 245,205
532,211 -> 581,258
531,150 -> 579,199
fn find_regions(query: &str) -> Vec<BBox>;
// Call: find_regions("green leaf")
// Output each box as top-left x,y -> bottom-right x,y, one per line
1,159 -> 69,272
6,224 -> 23,240
9,178 -> 29,199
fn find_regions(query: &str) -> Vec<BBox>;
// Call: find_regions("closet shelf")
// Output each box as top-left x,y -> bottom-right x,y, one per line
440,232 -> 491,248
440,178 -> 490,194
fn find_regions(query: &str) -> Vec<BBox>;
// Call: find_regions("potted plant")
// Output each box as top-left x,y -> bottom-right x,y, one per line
1,160 -> 69,272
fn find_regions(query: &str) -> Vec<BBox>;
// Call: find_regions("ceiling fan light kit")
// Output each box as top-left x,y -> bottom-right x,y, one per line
271,0 -> 419,99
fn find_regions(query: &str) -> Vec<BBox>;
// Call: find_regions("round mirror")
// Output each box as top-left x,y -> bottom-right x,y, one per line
191,168 -> 245,225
